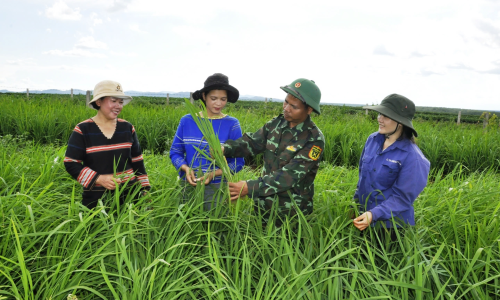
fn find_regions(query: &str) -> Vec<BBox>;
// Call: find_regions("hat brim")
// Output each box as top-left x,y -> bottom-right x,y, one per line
88,93 -> 133,109
363,105 -> 418,137
196,84 -> 239,103
280,86 -> 321,114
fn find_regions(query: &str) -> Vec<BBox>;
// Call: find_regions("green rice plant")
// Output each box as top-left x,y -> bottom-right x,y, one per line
1,94 -> 500,298
0,138 -> 500,298
2,93 -> 500,174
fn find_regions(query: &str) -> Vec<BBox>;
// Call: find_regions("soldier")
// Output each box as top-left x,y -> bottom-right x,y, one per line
222,78 -> 324,224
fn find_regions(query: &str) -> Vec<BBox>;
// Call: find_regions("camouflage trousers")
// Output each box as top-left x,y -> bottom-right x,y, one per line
254,196 -> 313,227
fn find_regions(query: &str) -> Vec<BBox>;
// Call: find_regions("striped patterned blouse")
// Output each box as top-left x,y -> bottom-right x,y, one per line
64,118 -> 150,192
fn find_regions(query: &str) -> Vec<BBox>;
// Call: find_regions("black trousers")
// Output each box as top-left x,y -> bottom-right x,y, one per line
82,182 -> 144,209
180,182 -> 223,211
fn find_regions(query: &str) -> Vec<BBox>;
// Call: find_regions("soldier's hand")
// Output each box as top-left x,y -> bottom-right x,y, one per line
353,212 -> 372,231
228,181 -> 248,201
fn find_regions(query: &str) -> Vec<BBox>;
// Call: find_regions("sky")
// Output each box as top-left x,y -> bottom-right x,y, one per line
1,0 -> 500,110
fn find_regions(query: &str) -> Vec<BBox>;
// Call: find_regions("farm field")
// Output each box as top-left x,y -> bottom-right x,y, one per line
0,94 -> 500,299
1,94 -> 499,173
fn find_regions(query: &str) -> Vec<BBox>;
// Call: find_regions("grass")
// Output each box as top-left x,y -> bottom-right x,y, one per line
0,136 -> 499,299
1,94 -> 499,174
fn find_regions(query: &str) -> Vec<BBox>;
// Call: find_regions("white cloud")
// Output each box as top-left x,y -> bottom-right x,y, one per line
373,45 -> 394,56
108,0 -> 132,12
419,66 -> 447,76
172,26 -> 210,41
46,28 -> 52,33
129,24 -> 148,34
75,36 -> 107,50
410,51 -> 432,58
43,49 -> 106,58
109,51 -> 138,57
42,36 -> 107,58
6,58 -> 36,66
45,0 -> 82,21
59,65 -> 72,70
90,12 -> 103,26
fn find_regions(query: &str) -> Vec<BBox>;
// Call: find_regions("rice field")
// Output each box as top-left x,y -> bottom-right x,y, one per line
0,93 -> 499,173
0,94 -> 499,299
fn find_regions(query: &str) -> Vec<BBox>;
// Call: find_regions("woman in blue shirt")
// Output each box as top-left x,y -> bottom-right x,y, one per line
170,73 -> 244,210
353,94 -> 430,237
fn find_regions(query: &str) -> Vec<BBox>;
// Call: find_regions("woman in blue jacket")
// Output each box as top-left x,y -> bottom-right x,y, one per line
169,73 -> 244,210
353,94 -> 430,238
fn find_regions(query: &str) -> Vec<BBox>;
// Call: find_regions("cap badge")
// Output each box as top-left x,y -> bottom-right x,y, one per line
295,82 -> 301,88
286,145 -> 297,152
116,85 -> 122,91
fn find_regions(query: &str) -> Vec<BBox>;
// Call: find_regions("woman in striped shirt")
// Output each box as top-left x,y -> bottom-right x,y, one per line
64,80 -> 150,208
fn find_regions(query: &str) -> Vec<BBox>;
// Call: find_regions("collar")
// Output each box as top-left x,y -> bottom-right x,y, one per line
374,132 -> 411,152
277,114 -> 313,133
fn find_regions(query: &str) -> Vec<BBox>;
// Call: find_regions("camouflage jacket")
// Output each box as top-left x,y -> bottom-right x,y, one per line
223,114 -> 325,216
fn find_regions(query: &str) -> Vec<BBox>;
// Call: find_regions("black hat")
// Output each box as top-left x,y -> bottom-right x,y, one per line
362,94 -> 418,137
192,73 -> 239,103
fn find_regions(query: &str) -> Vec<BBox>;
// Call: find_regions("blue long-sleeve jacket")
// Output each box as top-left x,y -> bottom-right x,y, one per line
354,132 -> 430,227
169,114 -> 245,184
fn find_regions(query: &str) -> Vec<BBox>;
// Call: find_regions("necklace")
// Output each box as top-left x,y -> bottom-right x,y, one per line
208,114 -> 227,120
199,112 -> 227,119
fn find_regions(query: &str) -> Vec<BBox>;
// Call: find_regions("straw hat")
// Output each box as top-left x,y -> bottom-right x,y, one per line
88,80 -> 133,109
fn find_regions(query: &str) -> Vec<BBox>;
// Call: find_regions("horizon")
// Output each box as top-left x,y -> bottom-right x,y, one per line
2,88 -> 499,113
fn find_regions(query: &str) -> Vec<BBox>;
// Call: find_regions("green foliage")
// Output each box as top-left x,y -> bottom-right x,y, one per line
480,112 -> 499,131
2,93 -> 499,174
0,139 -> 499,299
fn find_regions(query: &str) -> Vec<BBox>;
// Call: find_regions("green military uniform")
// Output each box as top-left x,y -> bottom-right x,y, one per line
223,78 -> 324,221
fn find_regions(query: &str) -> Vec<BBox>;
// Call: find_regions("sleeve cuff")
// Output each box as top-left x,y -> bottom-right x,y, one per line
77,167 -> 98,189
137,174 -> 151,188
368,208 -> 381,223
223,141 -> 238,157
223,144 -> 232,157
173,159 -> 188,171
246,179 -> 260,199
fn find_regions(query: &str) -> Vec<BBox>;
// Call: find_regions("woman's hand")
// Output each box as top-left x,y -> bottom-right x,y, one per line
197,169 -> 223,185
96,174 -> 122,190
180,165 -> 197,186
200,172 -> 215,185
353,211 -> 373,231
